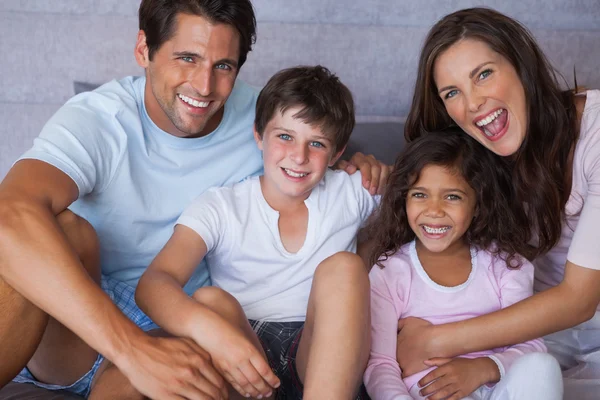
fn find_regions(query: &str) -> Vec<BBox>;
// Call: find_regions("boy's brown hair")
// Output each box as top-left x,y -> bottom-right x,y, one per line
255,65 -> 355,153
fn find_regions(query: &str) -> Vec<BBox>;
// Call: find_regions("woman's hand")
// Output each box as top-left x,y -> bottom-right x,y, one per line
396,317 -> 437,376
417,357 -> 500,400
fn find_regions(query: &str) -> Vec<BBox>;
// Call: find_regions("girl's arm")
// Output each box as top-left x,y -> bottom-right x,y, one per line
364,266 -> 412,400
397,261 -> 600,376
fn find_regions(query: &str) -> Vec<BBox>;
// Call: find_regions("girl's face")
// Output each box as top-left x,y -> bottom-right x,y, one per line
406,164 -> 476,255
433,38 -> 528,157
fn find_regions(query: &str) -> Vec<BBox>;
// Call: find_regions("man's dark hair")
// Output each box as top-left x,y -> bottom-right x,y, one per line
255,65 -> 355,153
139,0 -> 256,68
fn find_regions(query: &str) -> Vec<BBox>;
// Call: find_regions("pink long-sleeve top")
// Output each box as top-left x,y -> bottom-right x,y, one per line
364,241 -> 546,400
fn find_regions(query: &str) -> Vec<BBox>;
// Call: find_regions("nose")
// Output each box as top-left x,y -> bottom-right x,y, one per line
466,87 -> 485,113
424,199 -> 445,218
290,143 -> 309,165
191,65 -> 214,97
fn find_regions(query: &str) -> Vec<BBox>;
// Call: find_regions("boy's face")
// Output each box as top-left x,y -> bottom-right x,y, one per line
254,107 -> 345,204
406,164 -> 476,255
135,13 -> 240,138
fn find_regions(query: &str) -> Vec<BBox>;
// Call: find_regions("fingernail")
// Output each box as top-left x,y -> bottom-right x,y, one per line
245,394 -> 251,398
257,396 -> 263,399
267,392 -> 273,397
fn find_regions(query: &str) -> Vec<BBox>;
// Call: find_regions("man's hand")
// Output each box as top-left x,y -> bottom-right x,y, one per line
396,317 -> 436,377
417,357 -> 500,400
117,335 -> 228,400
337,152 -> 392,195
202,321 -> 280,399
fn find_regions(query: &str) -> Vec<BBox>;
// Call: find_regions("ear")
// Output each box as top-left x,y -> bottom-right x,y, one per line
253,125 -> 264,151
134,30 -> 150,68
328,145 -> 347,167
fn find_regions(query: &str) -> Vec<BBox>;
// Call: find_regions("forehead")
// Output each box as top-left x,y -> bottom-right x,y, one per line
267,106 -> 331,137
433,38 -> 504,82
413,164 -> 472,191
166,13 -> 240,60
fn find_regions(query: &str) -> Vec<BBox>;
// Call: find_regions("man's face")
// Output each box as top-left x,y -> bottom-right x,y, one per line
135,13 -> 241,138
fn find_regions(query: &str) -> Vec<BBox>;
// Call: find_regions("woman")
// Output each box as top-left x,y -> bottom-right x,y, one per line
398,7 -> 600,400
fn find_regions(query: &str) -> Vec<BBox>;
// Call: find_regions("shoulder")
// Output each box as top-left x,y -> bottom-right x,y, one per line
44,76 -> 141,139
574,90 -> 600,176
225,79 -> 260,113
477,245 -> 533,277
368,243 -> 413,279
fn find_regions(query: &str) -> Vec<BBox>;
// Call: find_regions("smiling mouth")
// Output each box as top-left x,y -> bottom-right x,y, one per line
178,93 -> 210,108
422,225 -> 450,235
475,108 -> 508,138
282,168 -> 309,178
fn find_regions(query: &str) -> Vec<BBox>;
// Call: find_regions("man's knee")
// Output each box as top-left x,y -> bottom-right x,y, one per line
56,210 -> 100,280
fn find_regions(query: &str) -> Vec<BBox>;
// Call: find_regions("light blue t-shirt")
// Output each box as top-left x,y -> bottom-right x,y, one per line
19,76 -> 263,294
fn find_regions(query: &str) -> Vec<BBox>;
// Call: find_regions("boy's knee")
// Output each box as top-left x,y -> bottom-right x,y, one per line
314,252 -> 368,284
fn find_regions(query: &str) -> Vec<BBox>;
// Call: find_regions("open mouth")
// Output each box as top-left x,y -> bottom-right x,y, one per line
475,108 -> 508,139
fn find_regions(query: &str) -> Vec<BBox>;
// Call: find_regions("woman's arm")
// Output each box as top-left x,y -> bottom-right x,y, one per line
397,261 -> 600,376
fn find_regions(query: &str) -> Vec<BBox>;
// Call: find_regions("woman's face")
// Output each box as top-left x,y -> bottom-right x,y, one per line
433,39 -> 528,157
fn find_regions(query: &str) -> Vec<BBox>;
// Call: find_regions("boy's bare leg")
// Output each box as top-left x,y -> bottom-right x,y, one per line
296,252 -> 371,400
0,210 -> 101,387
193,287 -> 275,400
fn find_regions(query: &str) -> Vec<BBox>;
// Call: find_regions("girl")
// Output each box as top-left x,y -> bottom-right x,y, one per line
363,129 -> 562,400
398,7 -> 600,400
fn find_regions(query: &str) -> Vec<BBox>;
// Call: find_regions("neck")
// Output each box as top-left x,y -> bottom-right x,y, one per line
259,176 -> 310,212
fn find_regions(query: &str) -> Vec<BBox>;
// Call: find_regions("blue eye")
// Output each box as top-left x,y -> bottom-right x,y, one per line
215,63 -> 232,71
310,141 -> 325,148
180,56 -> 194,63
445,89 -> 459,99
278,134 -> 292,141
478,69 -> 492,80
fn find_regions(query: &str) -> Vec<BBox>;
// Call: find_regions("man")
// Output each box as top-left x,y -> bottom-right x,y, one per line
0,0 -> 387,399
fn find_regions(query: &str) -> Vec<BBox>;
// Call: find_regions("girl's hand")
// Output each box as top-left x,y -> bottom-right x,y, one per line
417,357 -> 500,400
202,321 -> 280,398
396,317 -> 436,376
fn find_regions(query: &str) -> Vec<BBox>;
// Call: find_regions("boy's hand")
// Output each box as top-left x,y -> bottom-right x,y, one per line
202,321 -> 280,398
417,357 -> 500,400
337,152 -> 392,195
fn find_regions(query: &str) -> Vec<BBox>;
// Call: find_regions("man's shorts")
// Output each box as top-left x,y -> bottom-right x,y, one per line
12,275 -> 159,398
249,320 -> 370,400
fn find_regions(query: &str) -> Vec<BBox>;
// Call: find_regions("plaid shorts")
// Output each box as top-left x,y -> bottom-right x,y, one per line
249,320 -> 370,400
13,275 -> 159,398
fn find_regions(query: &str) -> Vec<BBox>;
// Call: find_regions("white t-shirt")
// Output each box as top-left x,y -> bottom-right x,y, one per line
177,169 -> 378,322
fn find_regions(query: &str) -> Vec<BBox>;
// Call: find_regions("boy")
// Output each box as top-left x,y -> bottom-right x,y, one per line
136,66 -> 378,399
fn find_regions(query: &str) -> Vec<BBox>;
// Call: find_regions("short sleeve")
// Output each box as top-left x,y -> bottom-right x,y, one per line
176,189 -> 226,252
567,111 -> 600,270
348,171 -> 380,224
18,94 -> 127,197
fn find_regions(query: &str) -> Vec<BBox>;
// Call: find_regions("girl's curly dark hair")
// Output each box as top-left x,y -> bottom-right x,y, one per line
367,128 -> 533,268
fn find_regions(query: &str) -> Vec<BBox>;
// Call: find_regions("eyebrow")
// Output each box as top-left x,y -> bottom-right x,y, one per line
409,186 -> 469,195
173,51 -> 239,69
437,61 -> 493,94
272,126 -> 332,142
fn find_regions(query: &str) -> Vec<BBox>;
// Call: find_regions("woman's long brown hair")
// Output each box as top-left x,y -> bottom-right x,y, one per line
404,7 -> 578,258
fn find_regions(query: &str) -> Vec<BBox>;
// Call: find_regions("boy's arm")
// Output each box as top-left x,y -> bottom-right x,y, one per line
0,160 -> 225,399
136,224 -> 280,398
364,266 -> 412,400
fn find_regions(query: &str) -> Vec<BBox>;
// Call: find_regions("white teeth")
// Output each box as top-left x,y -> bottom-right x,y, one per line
423,225 -> 450,234
284,168 -> 308,178
476,109 -> 504,127
178,94 -> 209,108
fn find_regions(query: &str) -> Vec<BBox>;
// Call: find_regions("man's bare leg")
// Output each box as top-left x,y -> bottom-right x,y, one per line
0,210 -> 101,387
295,252 -> 371,400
